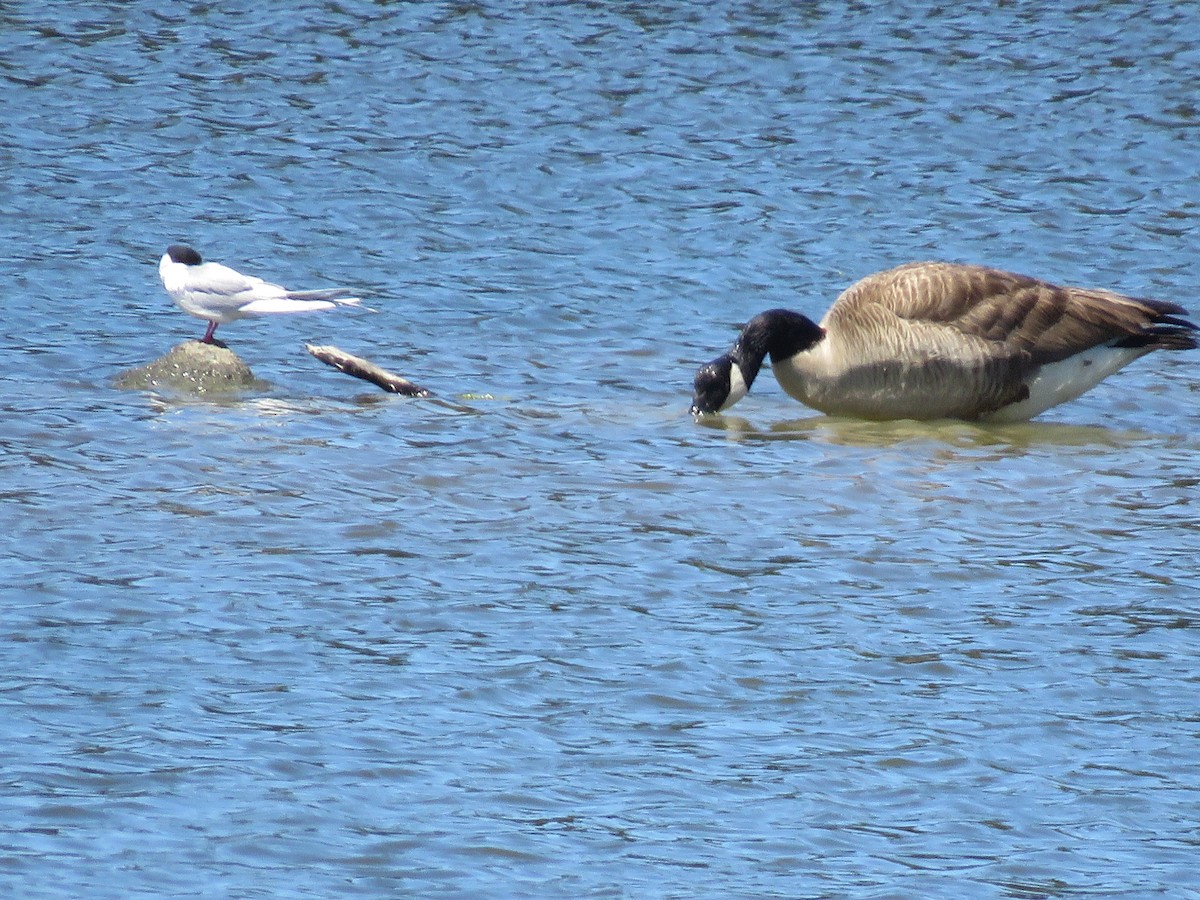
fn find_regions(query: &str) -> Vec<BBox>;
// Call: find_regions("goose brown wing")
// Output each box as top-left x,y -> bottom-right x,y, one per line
825,261 -> 1192,366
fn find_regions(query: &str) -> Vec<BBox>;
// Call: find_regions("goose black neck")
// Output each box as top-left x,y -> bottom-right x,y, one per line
731,309 -> 824,387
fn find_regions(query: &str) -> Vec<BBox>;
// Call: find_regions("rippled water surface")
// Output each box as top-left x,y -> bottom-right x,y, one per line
4,2 -> 1200,896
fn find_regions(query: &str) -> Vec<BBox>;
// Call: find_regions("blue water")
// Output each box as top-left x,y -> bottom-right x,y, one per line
3,2 -> 1200,897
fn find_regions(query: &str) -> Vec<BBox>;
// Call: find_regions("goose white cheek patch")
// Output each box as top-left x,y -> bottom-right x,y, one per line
721,362 -> 749,410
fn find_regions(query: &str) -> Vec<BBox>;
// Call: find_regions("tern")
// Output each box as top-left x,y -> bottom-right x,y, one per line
159,244 -> 365,344
690,261 -> 1197,422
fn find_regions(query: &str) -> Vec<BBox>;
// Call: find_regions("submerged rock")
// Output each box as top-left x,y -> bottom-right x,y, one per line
115,340 -> 264,393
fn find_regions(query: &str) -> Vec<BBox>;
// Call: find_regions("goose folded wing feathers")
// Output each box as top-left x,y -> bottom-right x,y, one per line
821,264 -> 1024,366
829,262 -> 1190,364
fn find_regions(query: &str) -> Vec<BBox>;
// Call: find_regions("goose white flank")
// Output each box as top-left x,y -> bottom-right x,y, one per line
690,261 -> 1198,422
158,244 -> 365,344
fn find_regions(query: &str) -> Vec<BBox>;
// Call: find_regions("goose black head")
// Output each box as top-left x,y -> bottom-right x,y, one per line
690,310 -> 824,415
690,353 -> 743,415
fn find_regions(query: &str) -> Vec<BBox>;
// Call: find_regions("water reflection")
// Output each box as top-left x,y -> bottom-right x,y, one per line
695,409 -> 1176,447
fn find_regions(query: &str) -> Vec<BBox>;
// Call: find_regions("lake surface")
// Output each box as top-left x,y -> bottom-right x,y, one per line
3,2 -> 1200,896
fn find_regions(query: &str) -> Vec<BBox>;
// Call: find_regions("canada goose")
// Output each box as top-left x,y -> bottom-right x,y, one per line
690,261 -> 1197,422
159,244 -> 364,344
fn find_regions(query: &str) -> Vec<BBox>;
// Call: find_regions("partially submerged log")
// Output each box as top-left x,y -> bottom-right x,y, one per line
306,344 -> 432,397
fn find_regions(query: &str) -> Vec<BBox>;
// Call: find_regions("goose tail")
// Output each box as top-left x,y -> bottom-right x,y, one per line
1115,307 -> 1199,351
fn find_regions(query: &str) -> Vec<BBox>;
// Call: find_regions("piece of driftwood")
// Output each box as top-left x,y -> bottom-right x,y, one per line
306,344 -> 432,397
